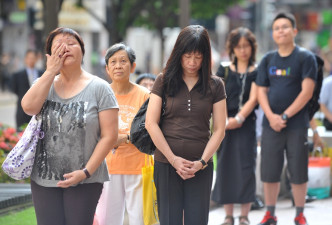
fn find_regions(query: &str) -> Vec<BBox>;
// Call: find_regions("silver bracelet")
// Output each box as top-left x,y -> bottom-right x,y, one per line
235,115 -> 244,124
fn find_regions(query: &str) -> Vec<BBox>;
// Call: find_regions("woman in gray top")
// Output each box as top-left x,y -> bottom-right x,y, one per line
21,27 -> 119,225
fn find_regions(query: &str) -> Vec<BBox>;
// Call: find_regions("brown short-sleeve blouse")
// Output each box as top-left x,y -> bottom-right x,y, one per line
151,74 -> 226,163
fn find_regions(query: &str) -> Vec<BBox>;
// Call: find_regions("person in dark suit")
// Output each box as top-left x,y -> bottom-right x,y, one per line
10,49 -> 43,130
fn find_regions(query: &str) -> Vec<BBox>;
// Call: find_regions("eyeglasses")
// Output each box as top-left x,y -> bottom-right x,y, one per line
273,25 -> 292,32
234,44 -> 251,50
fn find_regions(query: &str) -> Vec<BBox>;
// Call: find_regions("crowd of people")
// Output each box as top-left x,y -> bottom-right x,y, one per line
2,10 -> 332,225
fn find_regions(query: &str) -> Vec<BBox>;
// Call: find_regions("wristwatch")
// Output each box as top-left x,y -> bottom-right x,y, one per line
281,113 -> 288,121
199,158 -> 208,170
83,168 -> 91,178
126,134 -> 130,144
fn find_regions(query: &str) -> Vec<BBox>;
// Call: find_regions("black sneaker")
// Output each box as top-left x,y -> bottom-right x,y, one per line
251,196 -> 265,210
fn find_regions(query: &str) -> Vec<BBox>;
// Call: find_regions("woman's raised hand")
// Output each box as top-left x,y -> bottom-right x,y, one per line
45,42 -> 68,75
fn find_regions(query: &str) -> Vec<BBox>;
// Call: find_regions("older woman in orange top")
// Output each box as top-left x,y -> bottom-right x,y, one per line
95,43 -> 149,225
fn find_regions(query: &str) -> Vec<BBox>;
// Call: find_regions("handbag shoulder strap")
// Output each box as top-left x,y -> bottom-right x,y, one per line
145,155 -> 154,166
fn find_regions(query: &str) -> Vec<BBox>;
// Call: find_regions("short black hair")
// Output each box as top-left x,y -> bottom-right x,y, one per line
104,43 -> 136,66
135,73 -> 156,84
273,12 -> 297,28
25,49 -> 38,56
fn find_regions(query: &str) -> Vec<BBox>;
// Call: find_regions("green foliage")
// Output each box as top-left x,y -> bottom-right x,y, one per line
191,0 -> 237,19
114,0 -> 145,36
78,0 -> 242,44
0,207 -> 36,225
133,0 -> 178,29
133,0 -> 241,29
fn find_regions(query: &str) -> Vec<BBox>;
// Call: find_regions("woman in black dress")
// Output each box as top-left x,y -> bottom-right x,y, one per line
211,27 -> 258,225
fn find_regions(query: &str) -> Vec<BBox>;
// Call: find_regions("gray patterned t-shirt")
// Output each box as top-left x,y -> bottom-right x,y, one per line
31,76 -> 118,187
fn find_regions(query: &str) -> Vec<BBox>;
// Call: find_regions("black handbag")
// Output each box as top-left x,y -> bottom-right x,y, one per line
130,96 -> 165,155
323,118 -> 332,131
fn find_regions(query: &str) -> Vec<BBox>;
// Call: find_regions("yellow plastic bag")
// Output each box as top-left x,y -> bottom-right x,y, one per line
142,155 -> 159,225
328,147 -> 332,170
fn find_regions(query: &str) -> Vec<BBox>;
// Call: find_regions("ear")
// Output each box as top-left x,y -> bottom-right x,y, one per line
130,62 -> 136,73
105,65 -> 110,75
293,27 -> 298,37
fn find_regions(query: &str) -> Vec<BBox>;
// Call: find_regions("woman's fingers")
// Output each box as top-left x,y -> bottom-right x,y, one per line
51,42 -> 61,55
52,42 -> 66,59
183,160 -> 194,167
176,170 -> 195,180
58,44 -> 67,58
56,170 -> 84,188
177,157 -> 193,166
45,43 -> 68,74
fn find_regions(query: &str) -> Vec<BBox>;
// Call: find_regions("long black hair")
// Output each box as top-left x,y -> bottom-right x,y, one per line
163,25 -> 212,97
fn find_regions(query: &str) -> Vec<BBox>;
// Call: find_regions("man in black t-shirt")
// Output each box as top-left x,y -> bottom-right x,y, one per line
256,12 -> 317,225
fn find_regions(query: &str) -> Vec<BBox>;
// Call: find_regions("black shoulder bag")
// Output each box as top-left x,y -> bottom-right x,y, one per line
130,95 -> 166,155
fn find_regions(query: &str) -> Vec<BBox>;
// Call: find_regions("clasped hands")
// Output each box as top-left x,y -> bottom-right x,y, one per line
172,156 -> 203,180
269,113 -> 287,132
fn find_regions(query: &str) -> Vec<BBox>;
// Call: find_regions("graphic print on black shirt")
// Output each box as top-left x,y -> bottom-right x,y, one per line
36,100 -> 88,180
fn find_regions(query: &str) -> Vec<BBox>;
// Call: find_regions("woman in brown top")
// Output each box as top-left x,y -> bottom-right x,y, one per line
146,25 -> 227,225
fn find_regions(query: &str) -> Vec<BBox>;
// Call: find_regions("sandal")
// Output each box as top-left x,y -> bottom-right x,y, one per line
221,215 -> 234,225
239,216 -> 250,225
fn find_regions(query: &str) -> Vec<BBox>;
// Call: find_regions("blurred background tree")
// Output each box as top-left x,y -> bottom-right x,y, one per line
76,0 -> 240,68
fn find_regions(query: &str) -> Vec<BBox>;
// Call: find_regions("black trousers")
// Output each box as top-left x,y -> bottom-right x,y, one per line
154,161 -> 213,225
31,180 -> 103,225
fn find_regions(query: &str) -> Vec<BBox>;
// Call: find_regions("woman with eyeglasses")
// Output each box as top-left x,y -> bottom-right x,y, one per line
211,27 -> 258,225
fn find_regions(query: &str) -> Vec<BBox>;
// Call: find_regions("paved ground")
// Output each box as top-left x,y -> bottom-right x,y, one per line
1,183 -> 331,225
209,197 -> 332,225
0,184 -> 32,215
0,91 -> 16,128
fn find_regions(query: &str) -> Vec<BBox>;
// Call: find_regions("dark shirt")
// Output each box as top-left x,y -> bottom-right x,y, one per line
256,46 -> 317,129
10,68 -> 43,129
151,74 -> 226,163
216,65 -> 257,117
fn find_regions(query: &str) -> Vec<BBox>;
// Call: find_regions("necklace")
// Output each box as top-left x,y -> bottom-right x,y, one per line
235,63 -> 249,110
